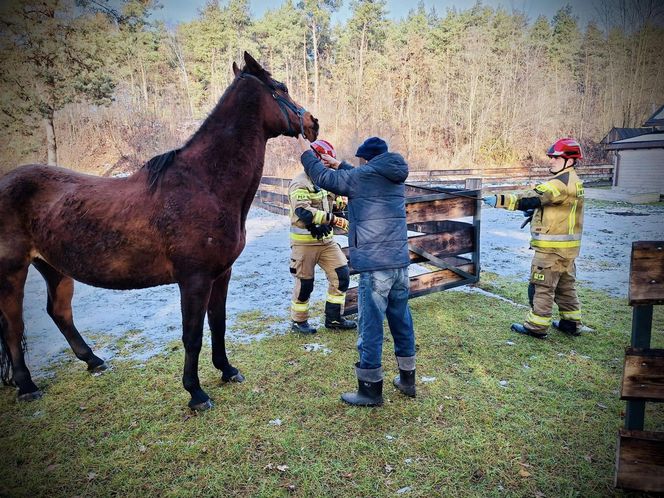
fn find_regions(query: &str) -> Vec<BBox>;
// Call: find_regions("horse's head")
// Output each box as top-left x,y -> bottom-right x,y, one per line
233,52 -> 319,141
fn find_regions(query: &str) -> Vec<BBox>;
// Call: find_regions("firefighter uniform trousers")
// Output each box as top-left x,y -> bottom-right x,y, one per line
527,253 -> 581,333
290,242 -> 349,322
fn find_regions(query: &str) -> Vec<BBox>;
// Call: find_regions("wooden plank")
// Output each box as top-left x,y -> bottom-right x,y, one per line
258,190 -> 289,206
629,241 -> 664,305
406,197 -> 475,223
409,264 -> 476,297
615,429 -> 664,492
260,177 -> 289,187
340,238 -> 473,273
344,287 -> 358,315
408,229 -> 474,259
620,348 -> 664,402
342,263 -> 476,316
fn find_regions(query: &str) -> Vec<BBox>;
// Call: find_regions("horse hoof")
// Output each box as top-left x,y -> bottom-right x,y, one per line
17,390 -> 43,402
189,399 -> 213,411
89,362 -> 109,374
222,372 -> 245,383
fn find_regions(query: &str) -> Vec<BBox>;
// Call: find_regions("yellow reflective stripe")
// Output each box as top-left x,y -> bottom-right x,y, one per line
568,200 -> 577,235
576,182 -> 584,197
290,189 -> 324,200
326,293 -> 346,304
507,194 -> 517,211
531,233 -> 581,241
291,301 -> 309,312
290,232 -> 333,242
313,210 -> 326,224
526,310 -> 552,326
560,310 -> 581,320
531,239 -> 581,248
535,182 -> 561,197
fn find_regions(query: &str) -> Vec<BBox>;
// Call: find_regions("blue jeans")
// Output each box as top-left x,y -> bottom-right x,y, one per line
357,267 -> 415,369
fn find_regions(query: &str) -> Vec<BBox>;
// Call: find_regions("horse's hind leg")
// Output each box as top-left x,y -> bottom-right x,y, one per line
0,264 -> 41,400
32,259 -> 107,373
208,269 -> 244,383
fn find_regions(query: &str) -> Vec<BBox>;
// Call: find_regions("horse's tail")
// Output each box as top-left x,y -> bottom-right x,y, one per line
0,313 -> 15,386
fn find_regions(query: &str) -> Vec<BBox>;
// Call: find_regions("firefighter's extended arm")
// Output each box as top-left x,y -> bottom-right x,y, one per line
493,179 -> 567,212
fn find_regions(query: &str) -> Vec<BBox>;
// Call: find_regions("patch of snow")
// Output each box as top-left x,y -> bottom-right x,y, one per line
302,343 -> 332,355
450,286 -> 528,308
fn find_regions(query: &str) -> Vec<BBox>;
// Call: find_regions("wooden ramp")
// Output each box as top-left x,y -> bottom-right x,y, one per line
615,241 -> 664,492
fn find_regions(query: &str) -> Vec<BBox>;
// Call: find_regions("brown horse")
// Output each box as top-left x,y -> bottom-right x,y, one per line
0,52 -> 318,410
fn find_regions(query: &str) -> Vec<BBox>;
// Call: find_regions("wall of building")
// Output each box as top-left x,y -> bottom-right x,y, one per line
613,148 -> 664,193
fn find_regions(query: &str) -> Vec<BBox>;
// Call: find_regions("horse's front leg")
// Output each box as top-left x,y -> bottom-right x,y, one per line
178,276 -> 213,410
208,269 -> 244,383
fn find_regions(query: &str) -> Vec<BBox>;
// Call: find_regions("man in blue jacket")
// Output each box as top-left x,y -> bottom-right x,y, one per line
297,135 -> 417,406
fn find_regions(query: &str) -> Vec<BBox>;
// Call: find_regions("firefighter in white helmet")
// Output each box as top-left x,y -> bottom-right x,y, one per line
288,139 -> 357,334
483,138 -> 585,339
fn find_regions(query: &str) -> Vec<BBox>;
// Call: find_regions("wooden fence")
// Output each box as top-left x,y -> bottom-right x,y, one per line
407,164 -> 613,191
254,177 -> 482,315
615,241 -> 664,493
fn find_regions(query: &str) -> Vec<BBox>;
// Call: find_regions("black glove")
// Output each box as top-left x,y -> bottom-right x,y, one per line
523,209 -> 534,217
306,223 -> 332,240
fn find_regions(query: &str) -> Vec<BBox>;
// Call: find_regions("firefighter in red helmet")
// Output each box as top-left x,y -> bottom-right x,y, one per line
288,139 -> 356,334
483,138 -> 585,338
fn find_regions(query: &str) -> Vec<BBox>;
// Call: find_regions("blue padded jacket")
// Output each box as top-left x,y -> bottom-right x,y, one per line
301,150 -> 410,272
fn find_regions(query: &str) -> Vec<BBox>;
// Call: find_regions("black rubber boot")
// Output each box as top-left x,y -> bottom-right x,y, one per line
393,369 -> 416,397
511,323 -> 547,339
324,302 -> 357,330
341,364 -> 383,407
552,319 -> 581,336
292,320 -> 317,334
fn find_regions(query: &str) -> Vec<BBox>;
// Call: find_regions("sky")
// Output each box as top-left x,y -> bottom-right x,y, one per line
153,0 -> 601,27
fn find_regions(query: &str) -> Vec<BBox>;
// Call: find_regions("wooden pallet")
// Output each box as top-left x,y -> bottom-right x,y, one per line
254,177 -> 482,316
615,241 -> 664,492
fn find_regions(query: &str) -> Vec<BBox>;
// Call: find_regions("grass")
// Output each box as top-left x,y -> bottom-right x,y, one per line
1,272 -> 662,497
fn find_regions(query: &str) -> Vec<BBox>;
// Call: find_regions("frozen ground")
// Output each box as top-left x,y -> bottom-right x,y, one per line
19,199 -> 664,372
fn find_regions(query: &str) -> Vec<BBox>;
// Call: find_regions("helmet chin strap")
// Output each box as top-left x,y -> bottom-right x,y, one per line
549,158 -> 575,175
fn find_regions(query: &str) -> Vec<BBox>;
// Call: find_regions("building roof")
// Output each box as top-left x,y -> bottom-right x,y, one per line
600,127 -> 652,144
644,104 -> 664,126
605,132 -> 664,150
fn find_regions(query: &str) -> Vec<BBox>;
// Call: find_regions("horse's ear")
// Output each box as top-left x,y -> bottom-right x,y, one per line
232,61 -> 240,77
243,51 -> 263,73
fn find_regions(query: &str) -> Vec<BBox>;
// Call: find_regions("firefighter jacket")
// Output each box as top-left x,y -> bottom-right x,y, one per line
288,171 -> 345,245
494,168 -> 585,259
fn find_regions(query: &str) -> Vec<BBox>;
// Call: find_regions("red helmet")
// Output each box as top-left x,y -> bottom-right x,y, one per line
310,139 -> 336,159
546,138 -> 583,160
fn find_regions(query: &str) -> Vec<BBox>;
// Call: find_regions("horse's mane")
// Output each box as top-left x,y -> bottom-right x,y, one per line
141,70 -> 269,192
143,149 -> 178,191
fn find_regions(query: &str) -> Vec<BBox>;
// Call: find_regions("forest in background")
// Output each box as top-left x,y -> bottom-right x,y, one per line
1,0 -> 663,177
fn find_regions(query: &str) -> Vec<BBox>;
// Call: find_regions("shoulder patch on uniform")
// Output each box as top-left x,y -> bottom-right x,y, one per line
557,172 -> 570,184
